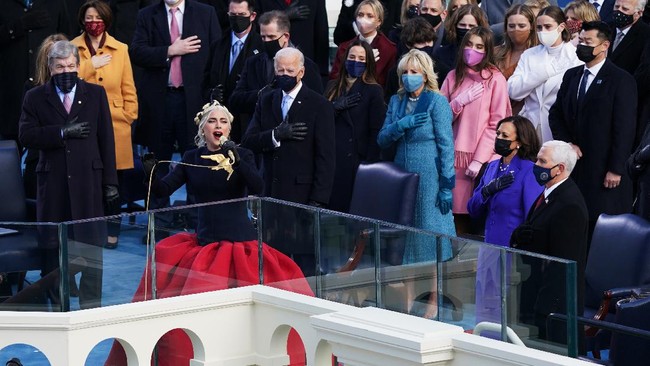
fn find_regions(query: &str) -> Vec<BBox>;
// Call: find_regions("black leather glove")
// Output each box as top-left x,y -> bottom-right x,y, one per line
21,9 -> 52,31
332,92 -> 361,113
142,152 -> 158,183
285,0 -> 310,20
61,119 -> 90,139
636,145 -> 650,164
308,200 -> 323,208
481,172 -> 515,199
209,84 -> 225,103
103,185 -> 120,215
221,140 -> 240,167
274,121 -> 308,141
511,224 -> 534,248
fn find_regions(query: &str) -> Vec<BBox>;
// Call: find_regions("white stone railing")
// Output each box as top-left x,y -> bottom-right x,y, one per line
0,285 -> 591,366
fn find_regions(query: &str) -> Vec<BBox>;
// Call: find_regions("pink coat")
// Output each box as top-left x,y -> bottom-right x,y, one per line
441,67 -> 512,213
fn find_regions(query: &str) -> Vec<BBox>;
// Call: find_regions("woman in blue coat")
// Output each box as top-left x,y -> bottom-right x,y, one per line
467,115 -> 542,325
377,49 -> 456,318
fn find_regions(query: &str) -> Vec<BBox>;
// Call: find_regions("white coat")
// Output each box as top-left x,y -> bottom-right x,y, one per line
508,42 -> 582,142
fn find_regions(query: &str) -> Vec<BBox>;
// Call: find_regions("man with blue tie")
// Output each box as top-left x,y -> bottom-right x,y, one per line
549,21 -> 637,241
241,47 -> 335,276
203,0 -> 263,142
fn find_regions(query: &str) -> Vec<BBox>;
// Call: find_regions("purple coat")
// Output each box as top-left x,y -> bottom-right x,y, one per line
467,155 -> 542,246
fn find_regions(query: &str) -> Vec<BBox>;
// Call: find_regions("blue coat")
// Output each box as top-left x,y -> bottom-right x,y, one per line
377,90 -> 456,263
467,156 -> 542,246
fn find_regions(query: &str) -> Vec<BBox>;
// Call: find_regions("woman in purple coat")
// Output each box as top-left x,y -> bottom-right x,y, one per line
467,115 -> 542,325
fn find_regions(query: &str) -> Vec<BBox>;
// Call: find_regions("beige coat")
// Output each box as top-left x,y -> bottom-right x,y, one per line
72,33 -> 138,170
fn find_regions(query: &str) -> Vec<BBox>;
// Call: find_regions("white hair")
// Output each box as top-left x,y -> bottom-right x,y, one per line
274,47 -> 304,69
636,0 -> 648,12
48,40 -> 79,68
542,140 -> 577,173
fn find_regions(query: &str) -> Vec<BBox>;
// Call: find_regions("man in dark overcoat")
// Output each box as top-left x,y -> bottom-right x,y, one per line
19,41 -> 118,309
241,47 -> 335,276
549,21 -> 637,241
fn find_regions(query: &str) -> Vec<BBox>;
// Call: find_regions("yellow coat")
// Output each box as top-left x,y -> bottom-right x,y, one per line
72,33 -> 138,170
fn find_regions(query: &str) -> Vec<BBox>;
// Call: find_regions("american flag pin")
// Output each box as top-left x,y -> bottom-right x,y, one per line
253,49 -> 259,55
78,101 -> 82,104
596,80 -> 602,84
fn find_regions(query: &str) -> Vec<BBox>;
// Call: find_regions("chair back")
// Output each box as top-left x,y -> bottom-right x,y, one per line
348,162 -> 419,226
585,214 -> 650,309
0,140 -> 27,221
609,295 -> 650,365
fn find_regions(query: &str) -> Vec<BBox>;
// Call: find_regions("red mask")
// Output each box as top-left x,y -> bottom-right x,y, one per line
84,21 -> 105,37
565,19 -> 582,35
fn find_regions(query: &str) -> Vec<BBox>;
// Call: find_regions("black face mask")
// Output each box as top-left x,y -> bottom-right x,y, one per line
576,44 -> 598,63
263,37 -> 283,59
420,13 -> 442,29
52,71 -> 78,93
415,46 -> 434,56
407,5 -> 419,19
613,10 -> 634,29
494,138 -> 515,157
275,74 -> 298,92
456,27 -> 470,43
229,15 -> 251,34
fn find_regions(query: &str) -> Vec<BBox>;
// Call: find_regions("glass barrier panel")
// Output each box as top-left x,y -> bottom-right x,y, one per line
317,210 -> 378,306
0,222 -> 61,312
147,198 -> 260,301
257,199 -> 317,297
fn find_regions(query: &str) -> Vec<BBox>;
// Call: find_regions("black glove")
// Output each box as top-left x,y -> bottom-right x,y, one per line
511,224 -> 534,248
332,92 -> 361,113
61,118 -> 90,139
285,0 -> 310,20
274,121 -> 308,141
103,185 -> 120,215
21,9 -> 52,31
142,152 -> 158,183
221,140 -> 240,166
209,84 -> 225,103
308,200 -> 322,208
481,172 -> 515,199
636,145 -> 650,164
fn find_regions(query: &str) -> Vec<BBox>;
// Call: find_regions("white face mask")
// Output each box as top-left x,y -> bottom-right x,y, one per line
537,27 -> 561,47
355,17 -> 376,35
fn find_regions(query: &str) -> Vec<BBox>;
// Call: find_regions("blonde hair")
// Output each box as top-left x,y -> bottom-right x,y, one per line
34,34 -> 68,86
564,0 -> 600,22
194,101 -> 234,147
396,49 -> 439,95
356,0 -> 385,26
524,0 -> 550,14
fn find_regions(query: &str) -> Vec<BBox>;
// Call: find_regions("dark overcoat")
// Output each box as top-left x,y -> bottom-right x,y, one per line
130,0 -> 220,150
18,79 -> 118,223
549,60 -> 637,220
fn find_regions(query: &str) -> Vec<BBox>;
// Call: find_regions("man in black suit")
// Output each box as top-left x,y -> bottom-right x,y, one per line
19,41 -> 119,309
241,47 -> 335,275
256,0 -> 330,80
550,21 -> 637,240
131,0 -> 220,226
229,10 -> 322,121
593,0 -> 615,23
203,0 -> 263,143
511,140 -> 589,342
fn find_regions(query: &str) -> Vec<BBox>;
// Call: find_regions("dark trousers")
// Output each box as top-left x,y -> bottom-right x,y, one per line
149,89 -> 192,228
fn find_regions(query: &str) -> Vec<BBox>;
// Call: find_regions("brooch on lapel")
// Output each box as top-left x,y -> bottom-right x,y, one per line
253,49 -> 259,55
596,79 -> 603,85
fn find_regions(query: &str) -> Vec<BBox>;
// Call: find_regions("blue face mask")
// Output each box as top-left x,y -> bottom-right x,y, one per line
345,60 -> 366,78
533,164 -> 559,186
401,74 -> 424,93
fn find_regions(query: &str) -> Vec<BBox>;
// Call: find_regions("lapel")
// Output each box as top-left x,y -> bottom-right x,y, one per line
340,80 -> 363,127
610,22 -> 637,59
568,67 -> 583,118
527,180 -> 567,222
579,60 -> 610,112
44,81 -> 70,121
153,3 -> 172,45
182,1 -> 194,38
68,80 -> 87,121
286,85 -> 306,122
273,89 -> 283,124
